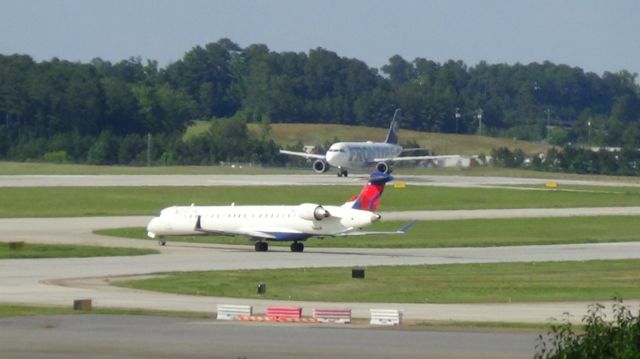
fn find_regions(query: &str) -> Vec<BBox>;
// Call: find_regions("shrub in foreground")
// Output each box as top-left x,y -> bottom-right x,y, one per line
535,300 -> 640,359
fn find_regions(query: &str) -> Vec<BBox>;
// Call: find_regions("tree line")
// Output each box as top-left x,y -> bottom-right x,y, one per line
491,145 -> 640,176
1,38 -> 639,167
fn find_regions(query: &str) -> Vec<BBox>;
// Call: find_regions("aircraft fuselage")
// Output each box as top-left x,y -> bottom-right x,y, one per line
146,203 -> 380,241
326,142 -> 402,169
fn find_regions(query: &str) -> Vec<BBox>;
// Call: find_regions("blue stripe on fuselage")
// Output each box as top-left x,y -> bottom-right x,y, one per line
265,232 -> 312,241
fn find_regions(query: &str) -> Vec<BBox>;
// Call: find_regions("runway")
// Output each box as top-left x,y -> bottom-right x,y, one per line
1,173 -> 639,358
0,315 -> 537,359
1,173 -> 639,324
2,173 -> 639,187
1,215 -> 640,323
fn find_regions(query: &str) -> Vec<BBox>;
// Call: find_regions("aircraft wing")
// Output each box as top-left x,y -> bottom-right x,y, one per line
195,227 -> 278,239
372,155 -> 461,162
331,221 -> 415,237
195,216 -> 279,239
279,149 -> 326,160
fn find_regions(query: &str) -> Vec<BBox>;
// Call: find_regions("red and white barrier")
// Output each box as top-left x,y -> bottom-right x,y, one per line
266,306 -> 302,320
237,306 -> 317,323
312,308 -> 352,324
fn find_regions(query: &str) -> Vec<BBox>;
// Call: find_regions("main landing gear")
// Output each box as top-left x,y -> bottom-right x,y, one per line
158,238 -> 166,246
254,241 -> 304,252
337,168 -> 348,177
254,241 -> 268,252
290,242 -> 304,252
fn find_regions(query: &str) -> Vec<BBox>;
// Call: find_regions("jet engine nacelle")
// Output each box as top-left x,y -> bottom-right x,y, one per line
376,162 -> 391,174
296,203 -> 331,221
313,159 -> 329,173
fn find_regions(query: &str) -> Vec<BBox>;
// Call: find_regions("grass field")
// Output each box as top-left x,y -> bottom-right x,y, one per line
113,259 -> 640,304
0,304 -> 210,319
2,158 -> 639,311
184,121 -> 550,156
0,161 -> 303,175
0,243 -> 158,259
97,215 -> 640,249
263,123 -> 551,155
3,184 -> 640,218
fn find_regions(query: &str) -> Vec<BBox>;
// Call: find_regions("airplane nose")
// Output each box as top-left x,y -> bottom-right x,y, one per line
325,151 -> 337,165
146,217 -> 160,238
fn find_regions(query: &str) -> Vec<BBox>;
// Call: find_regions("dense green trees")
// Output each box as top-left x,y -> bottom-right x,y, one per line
1,38 -> 639,168
491,145 -> 640,176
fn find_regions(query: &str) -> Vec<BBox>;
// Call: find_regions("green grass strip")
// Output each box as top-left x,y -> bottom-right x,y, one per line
0,304 -> 210,319
113,259 -> 640,304
3,184 -> 640,217
0,161 -> 303,175
0,243 -> 158,259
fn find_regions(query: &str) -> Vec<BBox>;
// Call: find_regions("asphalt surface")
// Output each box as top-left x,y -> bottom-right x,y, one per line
0,315 -> 538,359
2,215 -> 640,323
1,173 -> 640,358
2,173 -> 639,187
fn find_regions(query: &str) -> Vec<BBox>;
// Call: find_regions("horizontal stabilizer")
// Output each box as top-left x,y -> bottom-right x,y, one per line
333,221 -> 415,236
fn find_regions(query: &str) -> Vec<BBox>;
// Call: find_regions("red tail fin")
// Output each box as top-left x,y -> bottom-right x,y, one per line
349,172 -> 393,212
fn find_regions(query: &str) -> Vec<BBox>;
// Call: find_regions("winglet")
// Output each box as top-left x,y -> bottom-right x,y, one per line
348,171 -> 393,212
397,221 -> 416,233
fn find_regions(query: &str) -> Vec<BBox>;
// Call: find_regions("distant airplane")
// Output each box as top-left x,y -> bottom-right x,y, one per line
146,172 -> 413,252
279,109 -> 459,177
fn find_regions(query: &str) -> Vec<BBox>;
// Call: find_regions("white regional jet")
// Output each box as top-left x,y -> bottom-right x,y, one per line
279,109 -> 458,177
146,172 -> 412,252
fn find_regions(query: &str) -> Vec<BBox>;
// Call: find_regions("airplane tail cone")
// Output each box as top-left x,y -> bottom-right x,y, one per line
349,171 -> 393,212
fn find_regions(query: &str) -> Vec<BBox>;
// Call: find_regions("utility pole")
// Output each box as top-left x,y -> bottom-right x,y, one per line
147,133 -> 152,167
476,108 -> 483,136
545,108 -> 551,127
545,108 -> 551,139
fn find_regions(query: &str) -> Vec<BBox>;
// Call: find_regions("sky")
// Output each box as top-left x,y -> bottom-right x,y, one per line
1,0 -> 639,77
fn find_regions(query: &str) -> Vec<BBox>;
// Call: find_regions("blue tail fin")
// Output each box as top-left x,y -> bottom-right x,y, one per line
384,109 -> 401,144
349,172 -> 393,212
